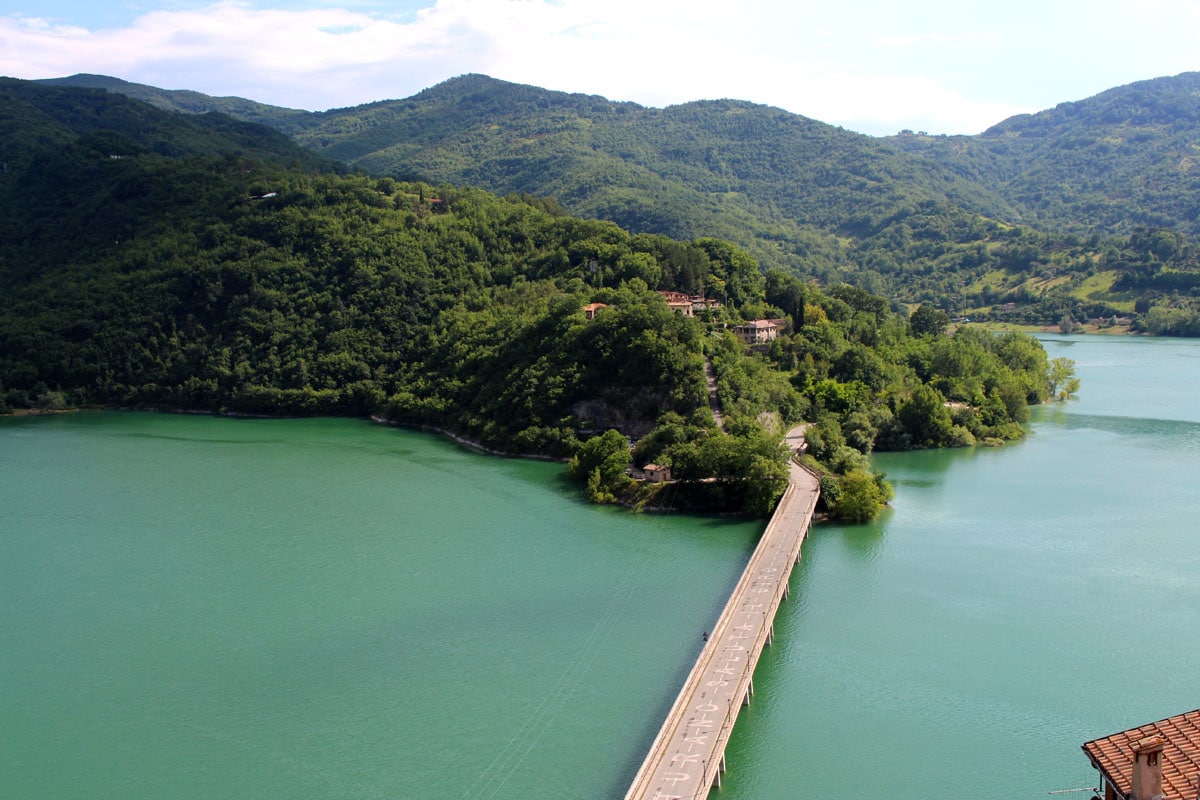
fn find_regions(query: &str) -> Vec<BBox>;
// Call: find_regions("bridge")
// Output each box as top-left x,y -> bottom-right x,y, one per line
624,434 -> 820,800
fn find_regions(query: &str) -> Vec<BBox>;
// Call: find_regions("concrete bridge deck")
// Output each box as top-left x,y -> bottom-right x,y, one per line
624,448 -> 820,800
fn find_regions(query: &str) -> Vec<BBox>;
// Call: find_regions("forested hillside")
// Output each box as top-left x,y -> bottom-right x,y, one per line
888,72 -> 1200,237
43,71 -> 1200,333
0,81 -> 1072,518
35,74 -> 313,131
0,78 -> 330,178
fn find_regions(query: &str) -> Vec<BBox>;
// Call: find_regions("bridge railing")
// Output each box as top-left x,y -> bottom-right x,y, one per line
694,537 -> 801,794
624,478 -> 817,799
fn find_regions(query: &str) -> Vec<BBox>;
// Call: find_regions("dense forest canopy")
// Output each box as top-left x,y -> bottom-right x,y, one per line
41,71 -> 1200,333
889,72 -> 1200,237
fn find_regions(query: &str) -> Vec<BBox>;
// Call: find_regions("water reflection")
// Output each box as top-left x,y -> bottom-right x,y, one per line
1038,408 -> 1200,453
837,509 -> 889,557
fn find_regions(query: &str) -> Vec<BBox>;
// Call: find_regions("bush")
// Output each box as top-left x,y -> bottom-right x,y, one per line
568,429 -> 631,503
830,445 -> 871,474
34,390 -> 67,410
832,469 -> 893,523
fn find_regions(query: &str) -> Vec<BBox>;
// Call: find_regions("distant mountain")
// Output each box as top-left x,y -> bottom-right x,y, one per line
0,78 -> 338,280
887,72 -> 1200,237
2,77 -> 331,178
291,74 -> 1018,226
45,70 -> 1200,240
26,72 -> 1200,327
41,73 -> 1022,279
36,74 -> 313,132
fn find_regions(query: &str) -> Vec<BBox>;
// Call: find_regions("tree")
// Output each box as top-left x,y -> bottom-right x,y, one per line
568,429 -> 631,503
742,453 -> 789,516
831,344 -> 888,391
994,377 -> 1032,423
765,269 -> 807,329
34,390 -> 67,410
909,304 -> 950,336
827,284 -> 888,323
804,415 -> 846,461
842,410 -> 879,453
616,252 -> 662,287
897,384 -> 954,447
833,469 -> 891,523
1048,357 -> 1080,400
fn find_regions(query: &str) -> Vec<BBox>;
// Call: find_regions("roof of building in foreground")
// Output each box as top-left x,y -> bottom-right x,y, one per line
1082,708 -> 1200,800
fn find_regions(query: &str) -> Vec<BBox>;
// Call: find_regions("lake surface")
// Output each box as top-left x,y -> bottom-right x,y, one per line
719,333 -> 1200,799
0,413 -> 761,799
3,334 -> 1198,799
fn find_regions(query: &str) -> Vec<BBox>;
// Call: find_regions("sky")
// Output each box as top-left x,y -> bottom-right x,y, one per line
1,0 -> 1199,136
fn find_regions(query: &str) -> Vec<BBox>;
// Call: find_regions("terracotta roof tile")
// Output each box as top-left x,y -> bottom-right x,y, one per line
1082,708 -> 1200,800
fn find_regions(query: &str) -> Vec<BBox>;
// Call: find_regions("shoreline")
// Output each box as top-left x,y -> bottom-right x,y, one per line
1,408 -> 868,522
1,408 -> 80,417
4,405 -> 567,463
368,414 -> 567,462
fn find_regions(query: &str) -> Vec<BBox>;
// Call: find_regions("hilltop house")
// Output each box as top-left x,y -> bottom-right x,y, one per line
733,319 -> 781,345
657,290 -> 695,317
656,290 -> 723,317
1082,708 -> 1200,800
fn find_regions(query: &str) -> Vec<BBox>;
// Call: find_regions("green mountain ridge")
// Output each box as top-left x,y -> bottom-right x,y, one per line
34,73 -> 1024,269
45,69 -> 1200,236
888,72 -> 1200,236
2,77 -> 333,179
36,73 -> 314,131
244,74 -> 1029,275
32,70 -> 1200,333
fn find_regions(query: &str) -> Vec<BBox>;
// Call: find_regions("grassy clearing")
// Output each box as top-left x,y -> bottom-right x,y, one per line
969,321 -> 1135,336
1026,275 -> 1073,293
961,321 -> 1048,334
1070,270 -> 1137,311
966,268 -> 1012,293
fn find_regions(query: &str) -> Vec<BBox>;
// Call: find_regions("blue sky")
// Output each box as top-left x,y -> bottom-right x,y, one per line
2,0 -> 1198,136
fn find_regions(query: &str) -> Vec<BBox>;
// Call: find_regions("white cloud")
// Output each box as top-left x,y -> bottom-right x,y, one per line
872,31 -> 996,49
805,72 -> 1033,136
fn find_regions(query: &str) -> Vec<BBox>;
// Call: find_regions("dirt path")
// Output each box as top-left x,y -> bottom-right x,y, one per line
704,357 -> 725,433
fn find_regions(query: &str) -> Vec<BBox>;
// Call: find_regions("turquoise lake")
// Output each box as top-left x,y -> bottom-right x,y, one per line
2,333 -> 1198,798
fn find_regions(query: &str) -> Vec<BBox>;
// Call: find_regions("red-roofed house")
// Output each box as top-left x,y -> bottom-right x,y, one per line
1082,708 -> 1200,800
656,291 -> 694,317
